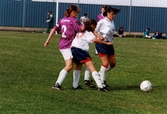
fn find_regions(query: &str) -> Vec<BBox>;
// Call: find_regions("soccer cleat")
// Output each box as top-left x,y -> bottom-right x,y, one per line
98,87 -> 107,92
104,81 -> 110,88
73,85 -> 83,90
84,80 -> 96,88
102,83 -> 107,89
52,83 -> 61,90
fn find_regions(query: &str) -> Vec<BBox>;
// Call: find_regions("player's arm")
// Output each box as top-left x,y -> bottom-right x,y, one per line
92,38 -> 113,45
93,31 -> 104,40
44,28 -> 56,47
81,24 -> 85,31
93,20 -> 104,40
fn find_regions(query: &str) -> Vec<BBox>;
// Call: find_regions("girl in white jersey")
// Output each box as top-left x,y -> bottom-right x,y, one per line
95,6 -> 120,88
71,19 -> 112,92
84,5 -> 107,88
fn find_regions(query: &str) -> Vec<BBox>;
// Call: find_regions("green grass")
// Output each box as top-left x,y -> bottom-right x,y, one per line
0,31 -> 167,114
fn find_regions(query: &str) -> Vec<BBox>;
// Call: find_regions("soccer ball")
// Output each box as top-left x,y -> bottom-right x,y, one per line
140,80 -> 152,92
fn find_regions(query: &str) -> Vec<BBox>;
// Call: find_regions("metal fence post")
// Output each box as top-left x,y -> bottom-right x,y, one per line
22,0 -> 26,31
56,0 -> 59,25
128,0 -> 132,35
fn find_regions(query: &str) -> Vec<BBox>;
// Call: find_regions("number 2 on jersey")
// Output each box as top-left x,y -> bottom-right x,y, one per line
62,25 -> 67,38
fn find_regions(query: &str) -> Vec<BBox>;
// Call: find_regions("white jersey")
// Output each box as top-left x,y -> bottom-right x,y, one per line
71,31 -> 96,52
95,17 -> 115,42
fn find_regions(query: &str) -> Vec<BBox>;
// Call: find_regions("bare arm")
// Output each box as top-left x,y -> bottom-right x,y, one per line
93,31 -> 104,40
80,24 -> 85,31
44,28 -> 56,47
92,38 -> 113,45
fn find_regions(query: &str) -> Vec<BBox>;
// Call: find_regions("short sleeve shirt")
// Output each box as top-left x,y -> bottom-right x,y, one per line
97,14 -> 104,21
95,17 -> 115,42
54,16 -> 82,49
71,31 -> 96,52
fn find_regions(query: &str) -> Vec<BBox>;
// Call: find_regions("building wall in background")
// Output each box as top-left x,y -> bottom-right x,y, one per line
32,0 -> 167,8
0,0 -> 167,33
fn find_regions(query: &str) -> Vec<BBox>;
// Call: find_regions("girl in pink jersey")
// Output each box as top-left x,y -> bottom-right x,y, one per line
44,5 -> 84,90
97,5 -> 106,22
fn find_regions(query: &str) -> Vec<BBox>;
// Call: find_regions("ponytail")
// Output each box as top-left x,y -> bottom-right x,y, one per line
64,5 -> 80,17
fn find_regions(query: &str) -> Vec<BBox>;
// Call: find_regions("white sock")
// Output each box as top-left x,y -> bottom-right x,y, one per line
56,69 -> 67,85
73,70 -> 81,88
84,67 -> 90,80
95,49 -> 98,54
106,64 -> 111,72
99,66 -> 107,83
92,71 -> 103,88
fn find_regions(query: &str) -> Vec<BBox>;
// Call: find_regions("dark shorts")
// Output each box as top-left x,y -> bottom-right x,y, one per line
71,47 -> 91,63
95,43 -> 115,56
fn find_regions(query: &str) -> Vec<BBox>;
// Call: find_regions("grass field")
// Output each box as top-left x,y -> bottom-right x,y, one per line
0,31 -> 167,114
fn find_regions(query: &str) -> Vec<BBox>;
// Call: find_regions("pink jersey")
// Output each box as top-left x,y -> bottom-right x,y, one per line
54,16 -> 82,49
97,14 -> 104,21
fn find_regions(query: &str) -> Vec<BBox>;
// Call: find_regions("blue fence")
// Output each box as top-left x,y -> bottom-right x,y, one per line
0,0 -> 167,33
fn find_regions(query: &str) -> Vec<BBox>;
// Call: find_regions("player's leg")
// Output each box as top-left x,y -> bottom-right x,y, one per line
104,46 -> 116,87
52,49 -> 73,90
95,43 -> 109,88
84,67 -> 96,88
108,55 -> 116,69
52,58 -> 73,90
84,67 -> 90,81
73,63 -> 83,89
95,49 -> 98,55
98,55 -> 109,86
85,61 -> 107,92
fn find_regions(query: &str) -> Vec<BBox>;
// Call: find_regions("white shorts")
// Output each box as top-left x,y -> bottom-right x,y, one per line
59,48 -> 73,60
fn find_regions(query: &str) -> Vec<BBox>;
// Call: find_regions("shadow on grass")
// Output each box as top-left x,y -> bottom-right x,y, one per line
109,86 -> 139,91
108,86 -> 166,91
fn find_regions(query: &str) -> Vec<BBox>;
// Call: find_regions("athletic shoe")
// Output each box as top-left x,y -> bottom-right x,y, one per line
84,80 -> 96,88
104,81 -> 110,88
98,87 -> 107,92
73,85 -> 83,90
52,83 -> 61,90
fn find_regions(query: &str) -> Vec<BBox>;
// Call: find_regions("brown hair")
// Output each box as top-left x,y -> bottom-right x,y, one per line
83,19 -> 97,32
64,5 -> 80,17
101,5 -> 107,9
103,5 -> 120,16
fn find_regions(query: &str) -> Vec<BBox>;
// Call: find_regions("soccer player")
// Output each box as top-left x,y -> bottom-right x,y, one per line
44,5 -> 84,90
95,6 -> 106,55
71,19 -> 113,91
97,5 -> 106,22
83,6 -> 107,88
95,6 -> 120,88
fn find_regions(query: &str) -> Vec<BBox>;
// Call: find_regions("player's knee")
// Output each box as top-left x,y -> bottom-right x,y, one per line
68,65 -> 73,71
65,64 -> 73,72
